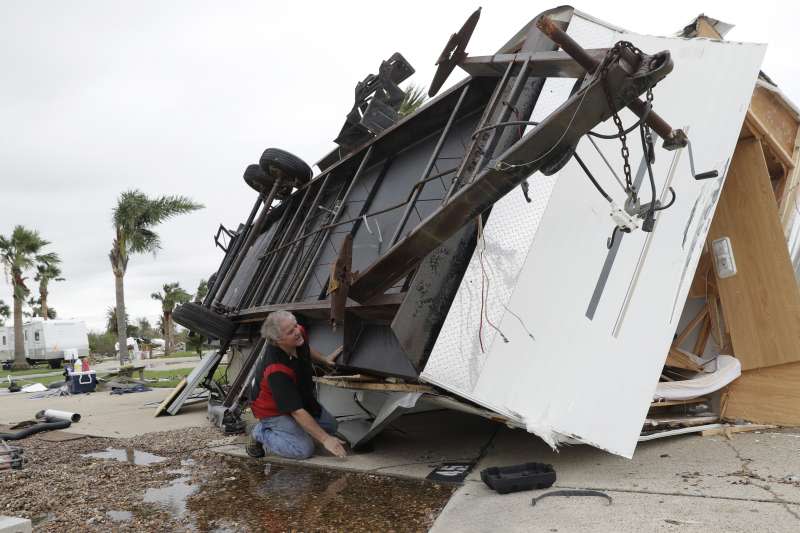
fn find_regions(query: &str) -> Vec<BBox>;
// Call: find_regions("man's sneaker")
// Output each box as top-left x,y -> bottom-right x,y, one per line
245,432 -> 265,458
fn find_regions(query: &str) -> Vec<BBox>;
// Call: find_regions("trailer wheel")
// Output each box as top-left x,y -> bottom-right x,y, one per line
259,148 -> 312,186
48,359 -> 62,369
26,358 -> 35,366
243,164 -> 276,195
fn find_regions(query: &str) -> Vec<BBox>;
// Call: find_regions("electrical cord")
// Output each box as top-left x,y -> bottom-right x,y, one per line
494,80 -> 592,172
573,151 -> 612,203
587,101 -> 652,140
471,120 -> 540,140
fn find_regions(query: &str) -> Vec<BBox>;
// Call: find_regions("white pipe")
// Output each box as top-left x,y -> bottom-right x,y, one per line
36,409 -> 81,423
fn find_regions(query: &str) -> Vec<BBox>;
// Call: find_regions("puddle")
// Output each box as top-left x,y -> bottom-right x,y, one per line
143,455 -> 454,532
143,471 -> 198,518
82,448 -> 166,465
106,510 -> 133,522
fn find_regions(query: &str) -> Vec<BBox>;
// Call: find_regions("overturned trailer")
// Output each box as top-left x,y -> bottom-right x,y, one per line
170,7 -> 768,458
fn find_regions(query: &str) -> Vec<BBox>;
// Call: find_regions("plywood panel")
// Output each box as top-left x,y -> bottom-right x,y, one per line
723,362 -> 800,425
707,138 -> 800,370
750,86 -> 799,157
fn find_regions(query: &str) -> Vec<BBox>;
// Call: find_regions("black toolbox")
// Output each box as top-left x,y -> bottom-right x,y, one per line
480,462 -> 556,494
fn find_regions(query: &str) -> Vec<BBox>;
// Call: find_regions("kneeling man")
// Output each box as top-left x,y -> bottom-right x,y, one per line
247,310 -> 346,459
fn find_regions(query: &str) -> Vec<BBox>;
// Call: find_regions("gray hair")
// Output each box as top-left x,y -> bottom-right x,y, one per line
261,310 -> 296,343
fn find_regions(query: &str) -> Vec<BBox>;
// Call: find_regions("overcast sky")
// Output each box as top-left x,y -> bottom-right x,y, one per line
1,1 -> 797,332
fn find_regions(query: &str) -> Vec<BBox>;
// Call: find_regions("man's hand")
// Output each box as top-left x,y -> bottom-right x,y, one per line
323,434 -> 347,457
326,346 -> 343,366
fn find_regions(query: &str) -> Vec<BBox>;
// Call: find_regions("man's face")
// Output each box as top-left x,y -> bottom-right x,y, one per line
278,318 -> 304,348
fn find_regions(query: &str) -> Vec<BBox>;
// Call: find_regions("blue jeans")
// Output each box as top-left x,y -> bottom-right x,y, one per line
251,408 -> 338,460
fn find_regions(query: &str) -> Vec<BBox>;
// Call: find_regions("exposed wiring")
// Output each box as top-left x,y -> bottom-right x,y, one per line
654,187 -> 676,211
587,101 -> 652,140
587,135 -> 627,192
573,151 -> 612,203
494,80 -> 592,172
476,218 -> 509,351
471,120 -> 540,140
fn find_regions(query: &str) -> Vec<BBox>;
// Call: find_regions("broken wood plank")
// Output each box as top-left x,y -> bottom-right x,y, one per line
315,377 -> 434,393
644,415 -> 719,427
745,111 -> 795,171
154,377 -> 187,417
707,138 -> 800,370
750,85 -> 799,158
701,424 -> 777,437
673,307 -> 708,348
233,292 -> 405,323
649,397 -> 709,408
665,347 -> 703,372
693,315 -> 711,356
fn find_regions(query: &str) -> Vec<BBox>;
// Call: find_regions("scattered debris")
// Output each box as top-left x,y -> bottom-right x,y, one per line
481,463 -> 556,494
531,489 -> 613,507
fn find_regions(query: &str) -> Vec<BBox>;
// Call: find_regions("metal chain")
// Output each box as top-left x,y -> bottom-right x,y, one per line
598,41 -> 650,195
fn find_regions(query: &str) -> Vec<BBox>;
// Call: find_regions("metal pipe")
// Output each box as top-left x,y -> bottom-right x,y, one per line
390,85 -> 470,246
261,181 -> 319,304
470,57 -> 533,185
446,63 -> 515,201
204,194 -> 264,307
291,145 -> 374,301
536,15 -> 686,148
212,177 -> 283,307
274,173 -> 333,302
245,186 -> 313,308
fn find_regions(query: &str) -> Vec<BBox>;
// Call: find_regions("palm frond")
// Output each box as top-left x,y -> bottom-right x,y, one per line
398,84 -> 429,117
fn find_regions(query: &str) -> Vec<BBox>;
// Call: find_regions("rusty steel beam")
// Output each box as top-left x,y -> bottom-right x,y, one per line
349,44 -> 674,303
460,49 -> 609,79
536,15 -> 687,150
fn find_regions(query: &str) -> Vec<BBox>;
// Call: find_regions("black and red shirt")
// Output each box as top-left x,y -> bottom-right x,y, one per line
251,341 -> 321,419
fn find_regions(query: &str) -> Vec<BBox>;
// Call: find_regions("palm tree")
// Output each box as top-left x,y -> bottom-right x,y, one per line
151,282 -> 191,355
35,254 -> 64,320
194,278 -> 208,304
105,306 -> 134,336
109,190 -> 203,363
0,299 -> 9,326
136,316 -> 154,338
25,297 -> 56,319
186,278 -> 210,356
398,84 -> 428,117
0,226 -> 53,369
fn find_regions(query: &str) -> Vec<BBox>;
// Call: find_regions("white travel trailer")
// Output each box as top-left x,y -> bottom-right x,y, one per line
0,326 -> 15,366
22,318 -> 89,368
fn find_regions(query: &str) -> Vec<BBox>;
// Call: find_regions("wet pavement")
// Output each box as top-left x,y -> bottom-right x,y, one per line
147,455 -> 454,532
11,429 -> 455,532
81,447 -> 168,465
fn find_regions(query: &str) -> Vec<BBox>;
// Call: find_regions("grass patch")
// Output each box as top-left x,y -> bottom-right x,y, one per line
0,366 -> 61,379
159,350 -> 202,359
141,366 -> 226,388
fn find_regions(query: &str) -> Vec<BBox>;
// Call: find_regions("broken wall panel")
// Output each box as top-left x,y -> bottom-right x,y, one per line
723,362 -> 800,425
423,17 -> 765,457
706,138 -> 800,370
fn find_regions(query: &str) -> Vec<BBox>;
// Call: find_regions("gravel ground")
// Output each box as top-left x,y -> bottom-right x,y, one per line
0,426 -> 454,532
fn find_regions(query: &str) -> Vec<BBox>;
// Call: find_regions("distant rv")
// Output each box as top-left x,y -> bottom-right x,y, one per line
0,318 -> 89,368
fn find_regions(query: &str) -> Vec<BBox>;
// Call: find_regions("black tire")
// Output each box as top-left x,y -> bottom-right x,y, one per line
259,148 -> 312,186
243,164 -> 276,195
173,302 -> 237,342
48,359 -> 62,369
26,358 -> 35,366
